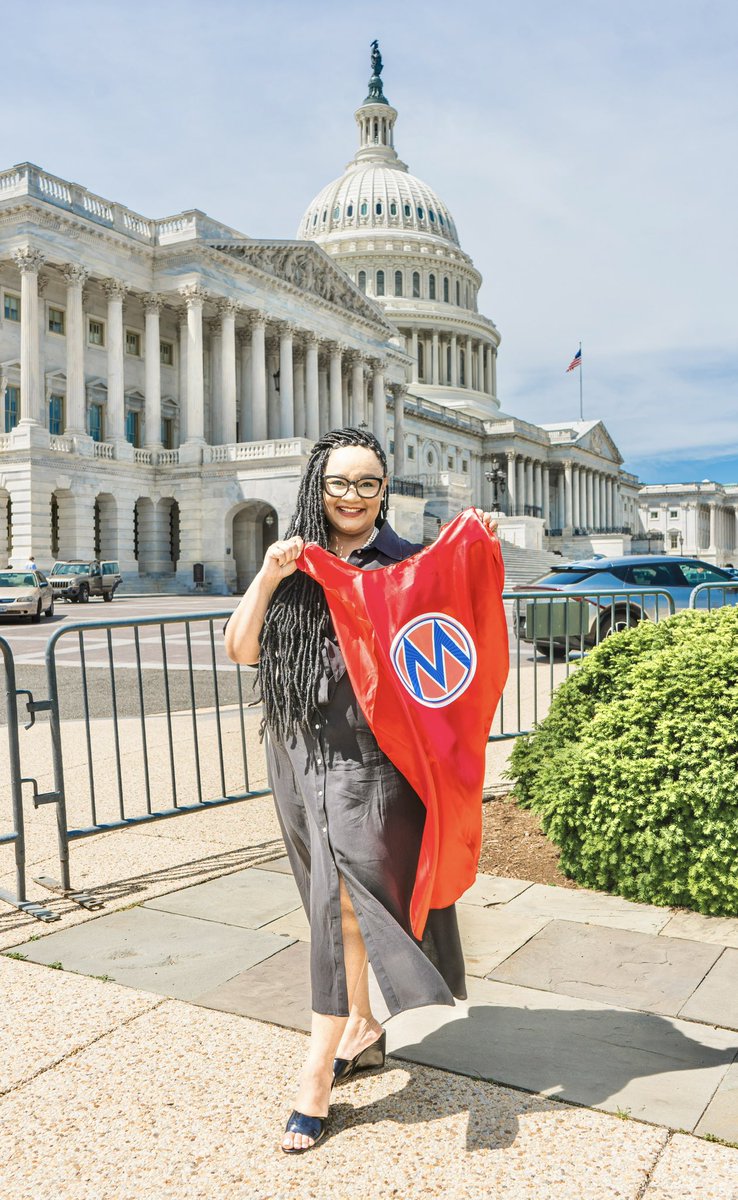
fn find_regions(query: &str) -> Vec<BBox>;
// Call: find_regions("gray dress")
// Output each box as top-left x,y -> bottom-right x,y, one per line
265,521 -> 466,1018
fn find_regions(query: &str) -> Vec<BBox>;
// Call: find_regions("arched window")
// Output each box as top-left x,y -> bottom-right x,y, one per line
429,209 -> 435,223
443,276 -> 449,302
460,350 -> 465,386
403,203 -> 411,217
447,346 -> 452,378
358,270 -> 367,293
417,206 -> 424,220
412,271 -> 420,298
439,213 -> 445,226
360,201 -> 368,216
417,341 -> 425,379
465,283 -> 470,307
312,212 -> 318,226
390,200 -> 397,216
333,205 -> 340,220
429,274 -> 436,300
322,209 -> 327,223
455,280 -> 461,306
347,203 -> 354,217
394,270 -> 403,297
376,269 -> 385,296
373,119 -> 379,142
375,201 -> 383,215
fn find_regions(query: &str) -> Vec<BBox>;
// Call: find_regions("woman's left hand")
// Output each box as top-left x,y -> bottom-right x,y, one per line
474,508 -> 499,537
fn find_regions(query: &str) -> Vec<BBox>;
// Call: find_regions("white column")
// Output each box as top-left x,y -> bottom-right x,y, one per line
371,363 -> 386,445
63,264 -> 89,435
318,361 -> 329,433
534,461 -> 543,511
506,452 -> 516,513
329,345 -> 343,429
525,459 -> 534,510
491,347 -> 498,397
237,329 -> 251,442
557,471 -> 565,529
13,248 -> 45,424
266,341 -> 279,439
579,469 -> 587,530
572,465 -> 580,528
351,355 -> 366,426
391,383 -> 406,476
410,328 -> 419,383
305,335 -> 320,441
206,317 -> 221,445
180,284 -> 205,444
592,472 -> 601,529
178,312 -> 188,444
431,332 -> 439,385
478,342 -> 485,393
607,478 -> 614,529
708,503 -> 717,552
249,316 -> 267,441
465,336 -> 473,388
218,300 -> 238,446
564,462 -> 574,529
450,333 -> 458,386
542,464 -> 550,526
516,458 -> 525,512
586,470 -> 594,530
600,476 -> 607,529
293,347 -> 306,438
278,327 -> 294,438
143,293 -> 163,449
104,279 -> 127,445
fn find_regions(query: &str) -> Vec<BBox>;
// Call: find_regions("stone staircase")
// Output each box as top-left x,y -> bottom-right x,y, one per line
498,540 -> 565,588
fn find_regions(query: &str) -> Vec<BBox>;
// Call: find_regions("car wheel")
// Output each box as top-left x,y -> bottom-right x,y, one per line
78,584 -> 89,603
103,590 -> 113,602
534,640 -> 569,661
600,610 -> 641,639
32,601 -> 42,624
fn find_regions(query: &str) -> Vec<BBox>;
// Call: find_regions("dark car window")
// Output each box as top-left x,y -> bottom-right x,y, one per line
623,564 -> 677,588
532,569 -> 594,586
676,562 -> 732,586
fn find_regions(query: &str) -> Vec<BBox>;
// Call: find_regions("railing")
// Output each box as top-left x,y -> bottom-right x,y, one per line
492,587 -> 675,741
389,477 -> 424,497
0,637 -> 56,920
134,448 -> 153,465
49,436 -> 74,453
93,441 -> 115,459
688,581 -> 738,610
0,435 -> 12,452
204,438 -> 311,463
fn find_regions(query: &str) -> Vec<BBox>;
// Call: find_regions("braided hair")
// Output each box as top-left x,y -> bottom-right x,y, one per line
258,427 -> 389,740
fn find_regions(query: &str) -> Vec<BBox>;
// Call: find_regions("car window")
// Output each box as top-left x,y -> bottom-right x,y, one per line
624,564 -> 676,588
23,574 -> 36,587
102,562 -> 119,575
677,562 -> 731,586
36,571 -> 48,584
532,569 -> 594,585
0,573 -> 28,588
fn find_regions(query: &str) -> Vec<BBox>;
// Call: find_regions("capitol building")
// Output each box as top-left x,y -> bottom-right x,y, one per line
0,46 -> 734,588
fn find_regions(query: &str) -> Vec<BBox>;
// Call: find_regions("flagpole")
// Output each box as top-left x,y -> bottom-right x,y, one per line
578,340 -> 583,420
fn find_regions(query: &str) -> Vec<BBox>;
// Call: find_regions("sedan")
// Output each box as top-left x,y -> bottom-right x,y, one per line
513,555 -> 738,658
0,570 -> 55,622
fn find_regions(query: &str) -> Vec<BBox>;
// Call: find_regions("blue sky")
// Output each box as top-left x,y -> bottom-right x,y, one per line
2,0 -> 736,484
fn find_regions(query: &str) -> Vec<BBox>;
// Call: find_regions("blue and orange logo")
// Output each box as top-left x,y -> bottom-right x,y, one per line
390,612 -> 477,708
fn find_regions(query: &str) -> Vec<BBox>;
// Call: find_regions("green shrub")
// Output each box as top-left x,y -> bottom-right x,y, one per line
508,607 -> 738,915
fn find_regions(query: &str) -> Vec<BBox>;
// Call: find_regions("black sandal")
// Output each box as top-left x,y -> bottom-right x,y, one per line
281,1109 -> 328,1154
333,1029 -> 386,1086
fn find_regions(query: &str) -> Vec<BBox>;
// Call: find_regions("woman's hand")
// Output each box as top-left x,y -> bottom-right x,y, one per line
259,536 -> 305,586
474,509 -> 499,537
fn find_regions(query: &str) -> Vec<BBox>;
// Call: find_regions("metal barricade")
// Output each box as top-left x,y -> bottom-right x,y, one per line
688,581 -> 738,610
0,637 -> 56,920
492,587 -> 676,742
35,610 -> 269,905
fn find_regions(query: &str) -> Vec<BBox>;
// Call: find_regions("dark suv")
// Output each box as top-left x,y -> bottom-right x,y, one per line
514,555 -> 738,658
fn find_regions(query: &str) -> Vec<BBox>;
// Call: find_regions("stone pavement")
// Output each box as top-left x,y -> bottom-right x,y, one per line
4,855 -> 738,1199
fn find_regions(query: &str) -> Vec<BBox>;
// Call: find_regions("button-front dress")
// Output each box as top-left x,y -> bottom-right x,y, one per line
264,521 -> 466,1018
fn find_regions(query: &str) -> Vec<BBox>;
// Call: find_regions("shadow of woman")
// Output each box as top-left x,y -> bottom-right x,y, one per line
331,1001 -> 737,1150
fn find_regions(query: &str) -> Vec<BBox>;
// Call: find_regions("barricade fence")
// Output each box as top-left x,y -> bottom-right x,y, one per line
688,580 -> 738,610
0,583 -> 729,920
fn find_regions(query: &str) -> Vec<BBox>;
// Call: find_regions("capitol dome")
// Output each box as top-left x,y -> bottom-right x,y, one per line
298,45 -> 501,422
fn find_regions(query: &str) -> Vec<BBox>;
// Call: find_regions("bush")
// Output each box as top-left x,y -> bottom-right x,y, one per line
508,607 -> 738,915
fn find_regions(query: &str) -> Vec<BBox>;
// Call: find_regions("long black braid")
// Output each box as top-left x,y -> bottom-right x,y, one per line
258,427 -> 389,740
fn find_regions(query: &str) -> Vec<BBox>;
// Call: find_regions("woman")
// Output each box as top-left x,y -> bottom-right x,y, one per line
225,427 -> 497,1153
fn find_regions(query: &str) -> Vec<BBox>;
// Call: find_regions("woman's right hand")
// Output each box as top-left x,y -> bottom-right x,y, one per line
260,536 -> 304,587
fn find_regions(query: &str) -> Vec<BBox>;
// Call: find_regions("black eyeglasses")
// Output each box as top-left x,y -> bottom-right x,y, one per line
322,475 -> 385,499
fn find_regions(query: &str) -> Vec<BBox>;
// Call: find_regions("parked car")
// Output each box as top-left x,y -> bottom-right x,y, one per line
0,569 -> 54,622
514,555 -> 738,659
48,560 -> 121,603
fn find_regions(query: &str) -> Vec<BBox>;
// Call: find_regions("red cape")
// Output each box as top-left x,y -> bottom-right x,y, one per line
298,509 -> 509,937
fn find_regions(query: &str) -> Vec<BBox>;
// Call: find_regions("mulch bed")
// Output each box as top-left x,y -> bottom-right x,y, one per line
477,793 -> 580,889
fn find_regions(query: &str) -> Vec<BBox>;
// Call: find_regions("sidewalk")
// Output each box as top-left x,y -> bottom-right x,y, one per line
2,716 -> 738,1198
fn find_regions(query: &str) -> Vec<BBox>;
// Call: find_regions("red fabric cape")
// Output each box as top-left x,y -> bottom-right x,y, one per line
297,508 -> 509,937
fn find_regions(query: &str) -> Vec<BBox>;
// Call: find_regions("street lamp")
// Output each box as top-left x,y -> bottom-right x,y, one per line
485,458 -> 507,514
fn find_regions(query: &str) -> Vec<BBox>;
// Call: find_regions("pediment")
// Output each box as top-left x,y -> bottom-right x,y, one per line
580,422 -> 623,464
209,239 -> 395,331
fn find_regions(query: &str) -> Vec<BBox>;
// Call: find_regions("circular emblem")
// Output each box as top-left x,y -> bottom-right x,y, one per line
390,612 -> 477,708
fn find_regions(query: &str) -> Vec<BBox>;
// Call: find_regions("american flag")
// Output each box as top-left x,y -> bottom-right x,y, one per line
566,348 -> 582,372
